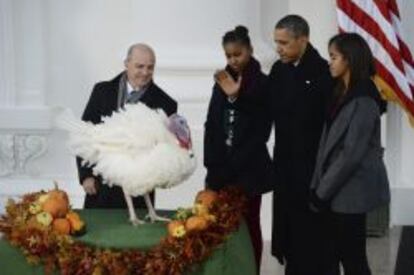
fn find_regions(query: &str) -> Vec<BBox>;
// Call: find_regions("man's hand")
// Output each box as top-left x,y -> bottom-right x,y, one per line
214,70 -> 242,98
309,189 -> 330,212
82,177 -> 97,195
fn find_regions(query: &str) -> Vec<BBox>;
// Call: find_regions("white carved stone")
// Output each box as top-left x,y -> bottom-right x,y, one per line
0,134 -> 15,176
14,135 -> 48,174
0,134 -> 48,176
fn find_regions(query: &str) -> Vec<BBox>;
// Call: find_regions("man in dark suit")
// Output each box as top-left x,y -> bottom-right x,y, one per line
77,43 -> 177,209
268,15 -> 335,275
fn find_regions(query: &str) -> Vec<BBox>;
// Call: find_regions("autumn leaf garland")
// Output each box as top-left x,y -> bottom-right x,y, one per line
0,186 -> 247,275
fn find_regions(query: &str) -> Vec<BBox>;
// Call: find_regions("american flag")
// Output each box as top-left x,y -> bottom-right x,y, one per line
336,0 -> 414,124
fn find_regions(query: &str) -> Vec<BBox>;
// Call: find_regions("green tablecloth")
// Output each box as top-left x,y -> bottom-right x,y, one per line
0,209 -> 256,275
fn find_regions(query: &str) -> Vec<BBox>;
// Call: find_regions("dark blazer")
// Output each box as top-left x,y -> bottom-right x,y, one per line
204,58 -> 274,196
269,44 -> 333,207
269,44 -> 334,261
77,72 -> 177,208
311,79 -> 390,213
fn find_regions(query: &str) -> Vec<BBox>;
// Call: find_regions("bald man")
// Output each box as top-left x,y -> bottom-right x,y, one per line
77,43 -> 177,209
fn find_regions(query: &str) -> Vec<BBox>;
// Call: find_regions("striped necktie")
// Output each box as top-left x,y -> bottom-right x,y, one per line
126,90 -> 142,103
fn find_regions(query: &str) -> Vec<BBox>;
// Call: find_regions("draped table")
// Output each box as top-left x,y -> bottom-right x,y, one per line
0,209 -> 256,275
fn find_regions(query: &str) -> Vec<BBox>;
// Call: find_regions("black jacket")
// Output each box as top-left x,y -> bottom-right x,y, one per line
77,72 -> 177,208
204,58 -> 274,196
269,44 -> 333,207
269,44 -> 334,261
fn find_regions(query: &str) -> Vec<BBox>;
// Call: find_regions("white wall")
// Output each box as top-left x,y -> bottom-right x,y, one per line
1,0 -> 414,242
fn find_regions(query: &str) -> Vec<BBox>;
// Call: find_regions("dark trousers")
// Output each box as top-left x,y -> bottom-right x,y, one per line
283,209 -> 335,275
272,190 -> 336,275
328,213 -> 371,275
244,195 -> 263,274
84,182 -> 154,209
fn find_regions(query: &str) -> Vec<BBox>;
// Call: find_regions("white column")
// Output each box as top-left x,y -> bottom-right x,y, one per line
0,0 -> 16,107
0,0 -> 61,210
386,0 -> 414,225
13,0 -> 46,106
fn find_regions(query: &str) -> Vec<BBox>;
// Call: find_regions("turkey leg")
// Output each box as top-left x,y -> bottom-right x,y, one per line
122,187 -> 144,226
144,193 -> 170,223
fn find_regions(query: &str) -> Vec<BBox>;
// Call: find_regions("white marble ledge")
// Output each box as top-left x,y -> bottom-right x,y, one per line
0,106 -> 60,131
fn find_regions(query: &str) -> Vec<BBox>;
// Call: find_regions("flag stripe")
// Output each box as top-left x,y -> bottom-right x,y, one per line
376,0 -> 414,96
389,11 -> 414,97
372,0 -> 392,21
341,0 -> 414,90
337,10 -> 412,100
388,0 -> 400,18
336,0 -> 414,118
390,13 -> 414,67
376,60 -> 414,115
337,0 -> 404,72
352,0 -> 397,47
403,61 -> 414,87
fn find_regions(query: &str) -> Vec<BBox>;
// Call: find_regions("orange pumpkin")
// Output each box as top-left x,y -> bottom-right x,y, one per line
52,218 -> 71,235
185,216 -> 209,232
66,211 -> 86,234
193,203 -> 209,216
42,185 -> 70,218
48,189 -> 69,206
42,197 -> 69,218
195,190 -> 218,209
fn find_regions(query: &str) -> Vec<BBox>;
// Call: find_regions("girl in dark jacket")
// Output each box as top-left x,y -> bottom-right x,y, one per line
310,33 -> 390,275
204,25 -> 274,272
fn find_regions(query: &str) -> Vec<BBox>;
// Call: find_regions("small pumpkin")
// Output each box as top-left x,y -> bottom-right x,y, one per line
167,220 -> 186,238
48,189 -> 69,206
41,182 -> 70,217
192,203 -> 209,216
52,218 -> 71,235
37,194 -> 50,205
195,190 -> 218,209
45,186 -> 70,217
42,197 -> 69,218
185,216 -> 209,232
66,211 -> 86,236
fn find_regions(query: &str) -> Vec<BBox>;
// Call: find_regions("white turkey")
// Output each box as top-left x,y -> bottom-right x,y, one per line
57,103 -> 196,225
